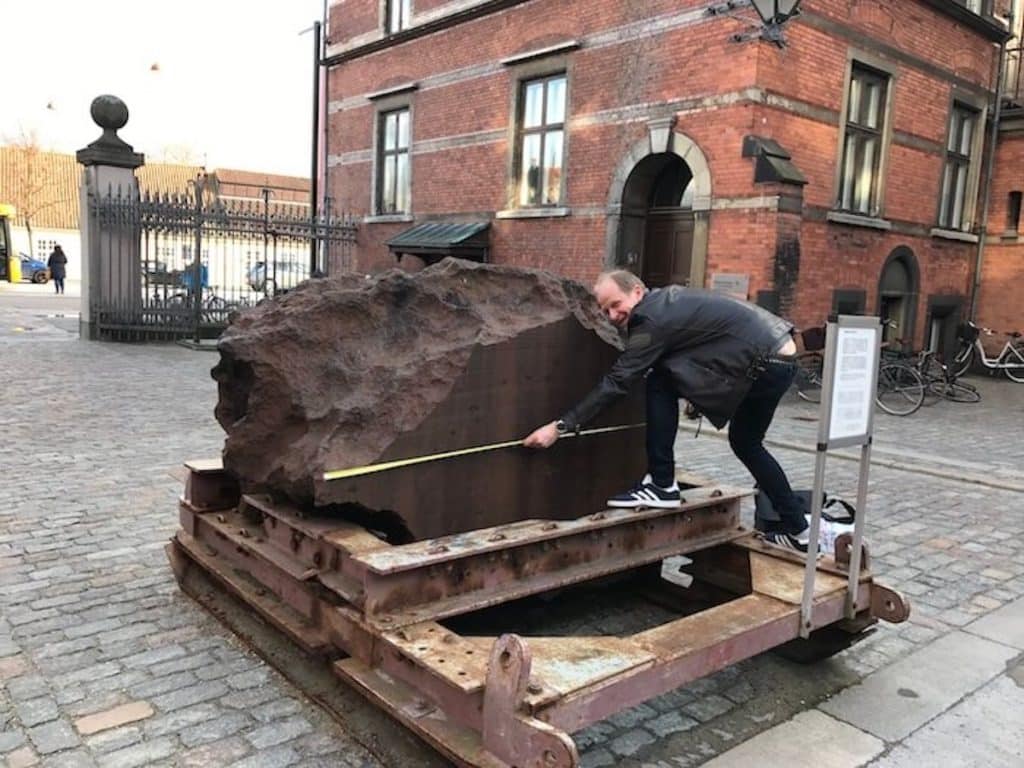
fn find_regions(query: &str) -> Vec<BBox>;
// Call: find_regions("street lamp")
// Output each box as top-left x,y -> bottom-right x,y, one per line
749,0 -> 802,45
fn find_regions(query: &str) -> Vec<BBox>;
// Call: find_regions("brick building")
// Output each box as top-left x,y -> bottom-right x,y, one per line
975,16 -> 1023,346
324,0 -> 1018,356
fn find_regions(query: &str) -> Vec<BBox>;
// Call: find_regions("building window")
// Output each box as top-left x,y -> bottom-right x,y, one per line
961,0 -> 991,15
837,64 -> 890,216
938,104 -> 978,231
386,0 -> 411,34
1008,191 -> 1022,234
517,74 -> 567,207
377,108 -> 411,214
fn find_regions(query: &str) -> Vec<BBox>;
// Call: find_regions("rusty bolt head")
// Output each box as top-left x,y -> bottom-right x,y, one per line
238,528 -> 250,538
710,488 -> 723,498
216,514 -> 226,523
527,681 -> 543,695
541,522 -> 558,531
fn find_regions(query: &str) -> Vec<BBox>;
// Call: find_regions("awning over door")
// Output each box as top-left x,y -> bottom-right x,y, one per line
387,221 -> 490,265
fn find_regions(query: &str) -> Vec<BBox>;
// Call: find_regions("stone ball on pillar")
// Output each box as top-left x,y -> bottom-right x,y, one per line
77,94 -> 143,169
90,95 -> 129,131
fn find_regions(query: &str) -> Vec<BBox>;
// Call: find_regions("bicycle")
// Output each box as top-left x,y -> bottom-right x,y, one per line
875,360 -> 925,416
915,350 -> 981,404
148,285 -> 248,325
794,350 -> 824,403
791,326 -> 924,416
951,321 -> 1024,382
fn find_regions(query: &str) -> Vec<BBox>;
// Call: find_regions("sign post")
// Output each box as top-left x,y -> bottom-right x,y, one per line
800,315 -> 881,638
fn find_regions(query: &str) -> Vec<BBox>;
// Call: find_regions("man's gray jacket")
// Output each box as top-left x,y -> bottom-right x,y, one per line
561,286 -> 794,430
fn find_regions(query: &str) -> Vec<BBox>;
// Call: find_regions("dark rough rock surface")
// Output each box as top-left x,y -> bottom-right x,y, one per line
212,259 -> 646,541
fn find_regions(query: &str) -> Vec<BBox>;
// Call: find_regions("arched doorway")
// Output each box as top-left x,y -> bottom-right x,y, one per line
618,154 -> 695,287
878,247 -> 919,347
606,128 -> 711,289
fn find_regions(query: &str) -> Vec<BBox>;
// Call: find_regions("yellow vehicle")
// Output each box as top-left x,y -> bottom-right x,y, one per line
0,203 -> 20,282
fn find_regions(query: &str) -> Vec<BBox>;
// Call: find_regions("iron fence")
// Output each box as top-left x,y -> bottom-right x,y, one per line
89,184 -> 357,341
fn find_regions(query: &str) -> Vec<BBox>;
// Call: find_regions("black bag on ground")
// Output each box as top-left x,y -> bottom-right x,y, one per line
753,488 -> 856,533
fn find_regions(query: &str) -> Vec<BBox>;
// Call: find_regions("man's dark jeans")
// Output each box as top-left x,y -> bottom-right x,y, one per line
646,361 -> 807,535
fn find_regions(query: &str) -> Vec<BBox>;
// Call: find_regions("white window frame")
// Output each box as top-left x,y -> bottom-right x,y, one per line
384,0 -> 412,34
834,60 -> 895,218
373,105 -> 412,216
514,73 -> 568,208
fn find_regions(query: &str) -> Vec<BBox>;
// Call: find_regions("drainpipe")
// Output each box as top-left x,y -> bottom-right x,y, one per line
969,12 -> 1013,321
310,20 -> 322,278
322,0 -> 331,273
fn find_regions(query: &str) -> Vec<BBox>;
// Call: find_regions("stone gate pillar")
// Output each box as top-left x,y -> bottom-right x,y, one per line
76,95 -> 144,340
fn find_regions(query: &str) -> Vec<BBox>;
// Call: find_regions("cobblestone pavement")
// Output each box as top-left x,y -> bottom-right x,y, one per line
2,307 -> 1023,767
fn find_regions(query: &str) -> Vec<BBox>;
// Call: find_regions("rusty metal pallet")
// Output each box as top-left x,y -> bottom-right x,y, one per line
167,459 -> 909,768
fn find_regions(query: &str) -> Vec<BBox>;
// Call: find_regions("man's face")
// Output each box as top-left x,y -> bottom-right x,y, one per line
594,277 -> 644,328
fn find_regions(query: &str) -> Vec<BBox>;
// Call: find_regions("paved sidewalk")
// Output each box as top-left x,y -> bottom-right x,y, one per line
2,324 -> 1023,767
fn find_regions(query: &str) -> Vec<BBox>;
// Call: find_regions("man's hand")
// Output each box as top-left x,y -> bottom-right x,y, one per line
523,421 -> 560,449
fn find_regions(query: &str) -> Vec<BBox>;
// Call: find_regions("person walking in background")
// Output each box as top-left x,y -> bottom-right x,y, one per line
47,244 -> 67,294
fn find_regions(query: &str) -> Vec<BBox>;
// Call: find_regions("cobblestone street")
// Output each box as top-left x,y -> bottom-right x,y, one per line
2,304 -> 1023,767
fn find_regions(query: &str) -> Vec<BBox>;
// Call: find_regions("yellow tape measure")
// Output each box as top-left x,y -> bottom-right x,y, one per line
322,423 -> 645,481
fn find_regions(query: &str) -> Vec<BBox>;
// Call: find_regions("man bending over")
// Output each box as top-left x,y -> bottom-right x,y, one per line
524,270 -> 809,551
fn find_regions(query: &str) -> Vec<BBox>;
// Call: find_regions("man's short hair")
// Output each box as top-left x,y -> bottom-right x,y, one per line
596,269 -> 646,293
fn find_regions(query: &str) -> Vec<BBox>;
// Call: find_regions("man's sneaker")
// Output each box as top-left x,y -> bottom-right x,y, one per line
762,527 -> 810,553
608,474 -> 681,509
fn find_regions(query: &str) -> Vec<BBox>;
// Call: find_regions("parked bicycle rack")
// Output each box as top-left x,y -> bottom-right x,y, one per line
167,459 -> 909,768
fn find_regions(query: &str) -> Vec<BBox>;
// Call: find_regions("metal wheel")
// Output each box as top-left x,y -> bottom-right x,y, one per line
917,354 -> 945,405
933,381 -> 981,403
876,363 -> 925,416
795,353 -> 823,403
951,344 -> 974,378
1003,344 -> 1024,383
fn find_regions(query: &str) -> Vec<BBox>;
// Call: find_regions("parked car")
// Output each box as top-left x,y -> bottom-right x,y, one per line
20,253 -> 49,283
247,260 -> 308,293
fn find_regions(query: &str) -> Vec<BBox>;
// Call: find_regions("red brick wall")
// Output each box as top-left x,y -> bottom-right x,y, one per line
327,0 -> 1002,350
790,224 -> 974,331
329,0 -> 380,42
976,130 -> 1024,344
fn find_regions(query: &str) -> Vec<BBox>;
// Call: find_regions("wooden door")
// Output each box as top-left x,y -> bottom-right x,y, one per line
641,212 -> 694,288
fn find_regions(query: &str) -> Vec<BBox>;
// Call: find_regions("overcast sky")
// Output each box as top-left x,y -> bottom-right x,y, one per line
2,0 -> 326,176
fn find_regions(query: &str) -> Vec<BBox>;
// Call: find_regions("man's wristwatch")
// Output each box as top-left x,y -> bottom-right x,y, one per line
555,419 -> 574,436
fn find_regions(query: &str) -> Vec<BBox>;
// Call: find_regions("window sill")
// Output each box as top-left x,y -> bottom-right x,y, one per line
495,207 -> 571,220
364,214 -> 414,224
826,211 -> 892,230
1000,231 -> 1020,241
930,227 -> 979,243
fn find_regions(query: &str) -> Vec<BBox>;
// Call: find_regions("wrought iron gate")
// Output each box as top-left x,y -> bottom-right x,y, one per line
89,183 -> 357,341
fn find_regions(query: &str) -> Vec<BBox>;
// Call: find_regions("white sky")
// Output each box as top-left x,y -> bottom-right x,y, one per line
2,0 -> 326,176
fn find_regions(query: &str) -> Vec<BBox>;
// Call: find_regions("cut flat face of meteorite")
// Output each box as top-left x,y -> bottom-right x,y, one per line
212,258 -> 646,541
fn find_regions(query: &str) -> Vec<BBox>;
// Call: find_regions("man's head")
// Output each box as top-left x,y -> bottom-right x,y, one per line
594,270 -> 646,327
